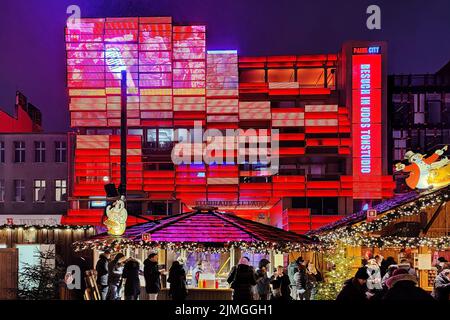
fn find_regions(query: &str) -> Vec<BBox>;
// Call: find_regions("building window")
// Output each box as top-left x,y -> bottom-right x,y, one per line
146,128 -> 174,148
393,130 -> 408,161
14,179 -> 25,202
268,69 -> 295,82
55,141 -> 67,163
297,68 -> 325,88
55,180 -> 67,202
34,141 -> 46,163
14,141 -> 26,163
239,69 -> 266,83
413,94 -> 425,124
0,179 -> 4,202
34,180 -> 46,202
0,141 -> 4,163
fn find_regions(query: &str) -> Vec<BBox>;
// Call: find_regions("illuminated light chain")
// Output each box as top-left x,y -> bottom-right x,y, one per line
73,239 -> 324,254
0,224 -> 94,231
317,189 -> 450,249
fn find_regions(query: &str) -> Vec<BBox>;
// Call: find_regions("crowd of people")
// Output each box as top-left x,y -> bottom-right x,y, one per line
94,251 -> 166,300
92,251 -> 450,301
226,256 -> 323,301
336,255 -> 450,301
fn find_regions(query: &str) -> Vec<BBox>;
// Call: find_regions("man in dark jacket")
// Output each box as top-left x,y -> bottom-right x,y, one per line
255,259 -> 271,300
336,267 -> 369,302
294,264 -> 310,300
227,257 -> 257,301
270,265 -> 291,301
383,268 -> 435,301
122,257 -> 141,300
432,269 -> 450,301
144,253 -> 163,300
95,250 -> 111,300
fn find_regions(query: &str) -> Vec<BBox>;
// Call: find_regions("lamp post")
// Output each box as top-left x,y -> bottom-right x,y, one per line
120,70 -> 127,197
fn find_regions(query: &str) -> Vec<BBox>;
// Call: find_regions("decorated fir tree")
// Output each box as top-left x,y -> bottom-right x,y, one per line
316,244 -> 356,300
17,248 -> 65,300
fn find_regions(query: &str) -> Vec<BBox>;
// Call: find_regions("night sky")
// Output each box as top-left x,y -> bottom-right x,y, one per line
0,0 -> 449,132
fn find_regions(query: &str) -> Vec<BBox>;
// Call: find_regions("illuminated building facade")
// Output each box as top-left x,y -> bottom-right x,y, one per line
389,60 -> 450,194
62,17 -> 394,233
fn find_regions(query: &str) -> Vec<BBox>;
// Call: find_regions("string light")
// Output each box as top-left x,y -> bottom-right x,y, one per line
73,238 -> 323,254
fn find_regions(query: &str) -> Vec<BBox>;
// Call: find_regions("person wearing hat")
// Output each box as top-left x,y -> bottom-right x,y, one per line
432,269 -> 450,301
395,145 -> 448,190
336,267 -> 370,301
435,257 -> 449,274
95,250 -> 111,300
383,269 -> 434,301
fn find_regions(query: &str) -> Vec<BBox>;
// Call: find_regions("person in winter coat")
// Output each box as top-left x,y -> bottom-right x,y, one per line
288,257 -> 303,299
381,264 -> 398,290
167,259 -> 188,301
366,259 -> 383,292
432,269 -> 450,301
255,259 -> 271,300
270,266 -> 291,301
336,267 -> 370,302
294,264 -> 310,300
383,268 -> 435,301
107,253 -> 126,300
435,257 -> 449,274
306,262 -> 322,300
380,256 -> 396,278
95,250 -> 111,300
144,253 -> 163,300
122,257 -> 141,300
227,257 -> 257,301
398,259 -> 417,276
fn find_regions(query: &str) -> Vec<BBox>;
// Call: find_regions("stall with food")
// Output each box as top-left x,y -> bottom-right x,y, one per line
74,206 -> 317,300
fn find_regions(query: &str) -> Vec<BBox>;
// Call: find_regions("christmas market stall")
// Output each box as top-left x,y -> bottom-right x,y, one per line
308,185 -> 450,292
74,207 -> 317,300
0,224 -> 95,300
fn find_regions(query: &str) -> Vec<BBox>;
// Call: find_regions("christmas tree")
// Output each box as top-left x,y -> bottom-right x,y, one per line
316,244 -> 356,300
17,248 -> 65,300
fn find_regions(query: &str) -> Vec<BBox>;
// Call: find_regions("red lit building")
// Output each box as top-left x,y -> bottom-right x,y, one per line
62,17 -> 394,233
0,92 -> 42,133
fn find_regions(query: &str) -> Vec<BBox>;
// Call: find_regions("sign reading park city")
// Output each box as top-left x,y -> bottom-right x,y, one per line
352,47 -> 382,198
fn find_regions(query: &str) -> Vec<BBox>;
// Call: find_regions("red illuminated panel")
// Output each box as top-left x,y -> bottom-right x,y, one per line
352,53 -> 383,199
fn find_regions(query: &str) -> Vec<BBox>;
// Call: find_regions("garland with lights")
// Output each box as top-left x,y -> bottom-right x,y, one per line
317,187 -> 450,250
73,238 -> 322,254
0,224 -> 94,231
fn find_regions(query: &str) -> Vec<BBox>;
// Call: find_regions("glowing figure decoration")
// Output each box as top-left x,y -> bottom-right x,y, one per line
395,146 -> 450,190
104,196 -> 128,236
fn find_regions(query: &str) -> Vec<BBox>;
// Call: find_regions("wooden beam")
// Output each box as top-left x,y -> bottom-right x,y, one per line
422,201 -> 445,235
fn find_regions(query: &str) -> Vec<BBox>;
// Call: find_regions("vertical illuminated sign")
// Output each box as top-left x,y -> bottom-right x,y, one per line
352,50 -> 382,199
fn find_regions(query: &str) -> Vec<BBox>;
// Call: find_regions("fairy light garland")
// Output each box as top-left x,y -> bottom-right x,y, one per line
317,189 -> 450,250
0,224 -> 94,231
73,238 -> 322,254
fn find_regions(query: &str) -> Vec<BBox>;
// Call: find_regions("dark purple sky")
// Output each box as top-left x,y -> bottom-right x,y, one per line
0,0 -> 449,132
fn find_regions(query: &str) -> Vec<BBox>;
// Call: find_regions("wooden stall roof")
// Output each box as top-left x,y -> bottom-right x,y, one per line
90,210 -> 315,244
307,185 -> 450,236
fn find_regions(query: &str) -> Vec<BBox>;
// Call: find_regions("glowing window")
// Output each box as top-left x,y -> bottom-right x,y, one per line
34,180 -> 46,203
268,69 -> 295,82
239,69 -> 265,83
297,68 -> 325,88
